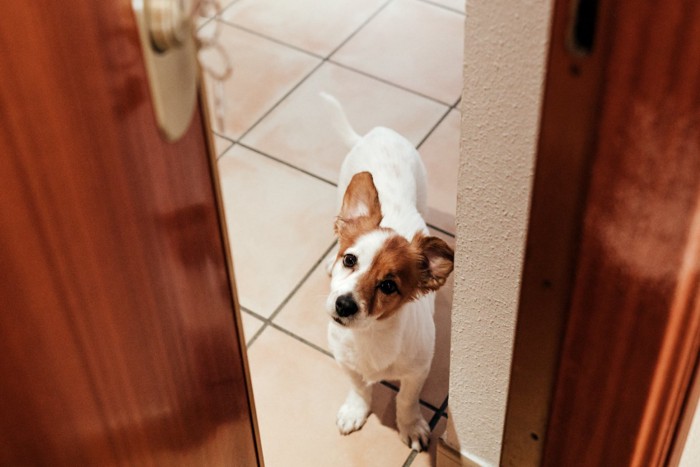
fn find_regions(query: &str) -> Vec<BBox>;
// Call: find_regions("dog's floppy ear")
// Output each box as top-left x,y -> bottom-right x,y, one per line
335,172 -> 382,235
412,234 -> 454,293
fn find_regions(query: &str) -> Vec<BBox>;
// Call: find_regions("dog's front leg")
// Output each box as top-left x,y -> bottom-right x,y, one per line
396,372 -> 430,451
336,367 -> 372,435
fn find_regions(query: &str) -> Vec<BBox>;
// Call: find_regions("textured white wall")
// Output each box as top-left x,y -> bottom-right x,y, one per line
680,404 -> 700,467
447,0 -> 554,465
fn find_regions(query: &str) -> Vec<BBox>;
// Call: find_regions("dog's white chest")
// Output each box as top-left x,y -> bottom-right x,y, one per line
327,297 -> 436,384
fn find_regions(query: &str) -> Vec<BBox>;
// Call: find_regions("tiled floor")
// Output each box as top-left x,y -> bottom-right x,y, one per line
202,0 -> 463,465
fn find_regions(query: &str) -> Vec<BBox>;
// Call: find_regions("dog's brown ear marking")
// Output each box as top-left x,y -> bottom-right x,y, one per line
412,234 -> 455,292
335,172 -> 383,235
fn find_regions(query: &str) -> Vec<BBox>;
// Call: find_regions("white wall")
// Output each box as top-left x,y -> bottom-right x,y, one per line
680,403 -> 700,467
447,0 -> 554,465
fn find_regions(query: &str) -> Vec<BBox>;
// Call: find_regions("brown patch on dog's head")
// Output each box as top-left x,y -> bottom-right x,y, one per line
334,172 -> 383,252
356,235 -> 421,320
353,233 -> 455,320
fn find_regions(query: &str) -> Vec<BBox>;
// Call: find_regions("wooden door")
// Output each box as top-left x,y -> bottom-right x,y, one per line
502,0 -> 700,465
0,1 -> 262,465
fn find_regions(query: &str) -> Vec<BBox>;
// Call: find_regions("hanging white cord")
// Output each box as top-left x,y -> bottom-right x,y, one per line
191,0 -> 233,132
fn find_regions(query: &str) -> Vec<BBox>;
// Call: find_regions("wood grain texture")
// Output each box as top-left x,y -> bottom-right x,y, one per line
541,0 -> 700,465
0,1 -> 260,465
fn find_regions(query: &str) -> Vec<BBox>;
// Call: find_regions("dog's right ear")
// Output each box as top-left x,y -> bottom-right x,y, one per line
411,234 -> 455,293
335,172 -> 383,236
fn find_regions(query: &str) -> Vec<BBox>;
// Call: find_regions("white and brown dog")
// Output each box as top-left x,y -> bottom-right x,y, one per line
322,93 -> 454,451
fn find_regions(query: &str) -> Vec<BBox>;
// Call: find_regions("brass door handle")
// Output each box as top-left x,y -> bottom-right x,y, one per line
132,0 -> 198,141
147,0 -> 191,52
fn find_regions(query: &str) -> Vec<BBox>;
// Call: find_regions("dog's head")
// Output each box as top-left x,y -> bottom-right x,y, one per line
326,172 -> 454,328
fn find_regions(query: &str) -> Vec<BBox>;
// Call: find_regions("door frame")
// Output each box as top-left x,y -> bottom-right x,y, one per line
500,0 -> 700,465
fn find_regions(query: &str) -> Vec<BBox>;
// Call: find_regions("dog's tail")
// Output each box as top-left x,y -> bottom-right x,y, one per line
319,92 -> 362,148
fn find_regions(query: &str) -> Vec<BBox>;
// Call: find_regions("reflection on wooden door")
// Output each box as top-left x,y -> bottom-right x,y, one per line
0,1 -> 261,465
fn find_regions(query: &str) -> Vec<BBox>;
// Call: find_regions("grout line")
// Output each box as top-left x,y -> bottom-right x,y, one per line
402,450 -> 419,467
418,395 -> 443,414
431,396 -> 449,429
212,130 -> 235,144
245,241 -> 337,348
240,309 -> 261,347
215,143 -> 236,161
246,320 -> 267,348
236,142 -> 337,187
416,0 -> 466,15
381,381 -> 443,414
217,20 -> 326,60
327,59 -> 452,107
270,322 -> 335,358
217,0 -> 391,62
213,136 -> 236,159
242,307 -> 336,357
268,241 -> 338,322
196,16 -> 215,32
211,128 -> 236,143
197,0 -> 244,32
325,0 -> 394,59
427,223 -> 455,238
416,105 -> 453,150
240,305 -> 262,319
235,61 -> 326,143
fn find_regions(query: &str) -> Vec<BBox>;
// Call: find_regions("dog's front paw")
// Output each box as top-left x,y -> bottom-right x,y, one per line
336,399 -> 370,435
398,416 -> 430,451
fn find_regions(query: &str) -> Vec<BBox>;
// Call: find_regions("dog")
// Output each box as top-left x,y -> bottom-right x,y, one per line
321,93 -> 454,451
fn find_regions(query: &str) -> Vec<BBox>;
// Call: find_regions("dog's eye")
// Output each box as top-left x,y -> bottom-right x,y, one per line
343,254 -> 357,268
379,280 -> 397,295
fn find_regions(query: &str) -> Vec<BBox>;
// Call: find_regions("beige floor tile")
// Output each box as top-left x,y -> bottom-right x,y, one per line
248,327 -> 441,466
213,134 -> 232,156
240,310 -> 264,344
217,145 -> 336,317
420,109 -> 460,234
200,21 -> 320,140
273,250 -> 334,352
221,0 -> 387,57
425,0 -> 466,13
332,0 -> 464,104
273,229 -> 454,409
241,62 -> 448,183
195,15 -> 211,30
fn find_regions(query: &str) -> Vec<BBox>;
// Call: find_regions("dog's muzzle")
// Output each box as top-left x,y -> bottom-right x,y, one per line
335,294 -> 358,318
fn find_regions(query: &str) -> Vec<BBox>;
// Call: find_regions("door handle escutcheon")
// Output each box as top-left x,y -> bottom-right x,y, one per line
132,0 -> 198,142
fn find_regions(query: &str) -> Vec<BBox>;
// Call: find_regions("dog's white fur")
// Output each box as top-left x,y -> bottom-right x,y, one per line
322,93 -> 452,451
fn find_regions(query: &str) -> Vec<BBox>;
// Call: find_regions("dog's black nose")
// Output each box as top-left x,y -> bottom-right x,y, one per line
335,294 -> 358,317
